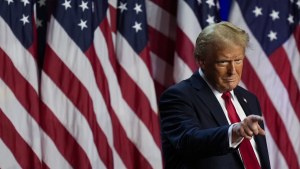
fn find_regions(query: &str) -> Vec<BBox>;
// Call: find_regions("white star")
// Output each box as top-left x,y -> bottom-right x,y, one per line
118,2 -> 127,13
5,0 -> 14,5
206,0 -> 215,8
267,30 -> 277,41
269,10 -> 280,21
297,0 -> 300,8
79,1 -> 89,12
62,0 -> 72,10
36,18 -> 43,28
38,0 -> 46,7
132,21 -> 142,32
20,14 -> 30,25
206,15 -> 215,24
291,0 -> 294,2
252,6 -> 262,17
78,19 -> 87,30
287,14 -> 294,24
21,0 -> 30,6
133,3 -> 143,14
197,0 -> 202,5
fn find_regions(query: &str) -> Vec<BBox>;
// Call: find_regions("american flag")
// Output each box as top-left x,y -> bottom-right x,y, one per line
0,0 -> 299,169
0,0 -> 45,168
40,0 -> 161,168
229,1 -> 300,169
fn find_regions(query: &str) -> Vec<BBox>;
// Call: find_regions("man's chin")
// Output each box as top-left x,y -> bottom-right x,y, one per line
220,85 -> 237,92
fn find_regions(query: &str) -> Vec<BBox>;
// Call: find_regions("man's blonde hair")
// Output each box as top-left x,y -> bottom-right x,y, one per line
194,21 -> 249,62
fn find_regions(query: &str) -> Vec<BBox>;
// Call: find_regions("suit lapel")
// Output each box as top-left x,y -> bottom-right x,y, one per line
190,72 -> 229,126
234,89 -> 252,116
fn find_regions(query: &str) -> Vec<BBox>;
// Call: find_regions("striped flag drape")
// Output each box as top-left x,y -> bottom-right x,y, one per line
0,0 -> 299,169
0,1 -> 45,168
40,0 -> 162,168
229,1 -> 300,169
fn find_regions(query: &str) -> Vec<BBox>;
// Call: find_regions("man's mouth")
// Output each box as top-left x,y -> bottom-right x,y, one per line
223,78 -> 236,82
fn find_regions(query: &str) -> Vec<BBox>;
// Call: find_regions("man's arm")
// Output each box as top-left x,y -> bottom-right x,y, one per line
160,87 -> 236,157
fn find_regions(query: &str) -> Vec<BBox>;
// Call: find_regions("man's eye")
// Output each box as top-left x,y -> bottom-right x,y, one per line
235,59 -> 243,64
217,61 -> 228,66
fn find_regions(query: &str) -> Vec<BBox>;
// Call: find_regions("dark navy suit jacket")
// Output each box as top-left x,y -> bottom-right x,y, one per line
159,72 -> 271,169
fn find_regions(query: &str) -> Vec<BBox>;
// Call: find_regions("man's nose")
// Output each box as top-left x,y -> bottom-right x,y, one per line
227,61 -> 236,74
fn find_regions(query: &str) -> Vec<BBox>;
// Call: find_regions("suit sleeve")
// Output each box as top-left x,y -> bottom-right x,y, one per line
159,87 -> 237,158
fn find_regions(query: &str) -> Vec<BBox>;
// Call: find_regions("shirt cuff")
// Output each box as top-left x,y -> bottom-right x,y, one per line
228,123 -> 244,148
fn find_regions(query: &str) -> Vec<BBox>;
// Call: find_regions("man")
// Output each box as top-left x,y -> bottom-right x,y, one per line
159,22 -> 271,169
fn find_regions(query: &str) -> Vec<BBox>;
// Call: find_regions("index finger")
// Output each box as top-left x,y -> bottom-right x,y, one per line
248,115 -> 264,123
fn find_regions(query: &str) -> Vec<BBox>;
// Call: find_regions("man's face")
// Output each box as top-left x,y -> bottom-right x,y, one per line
200,44 -> 245,93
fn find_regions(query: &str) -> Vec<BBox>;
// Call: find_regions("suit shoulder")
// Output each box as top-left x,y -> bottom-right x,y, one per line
159,79 -> 193,99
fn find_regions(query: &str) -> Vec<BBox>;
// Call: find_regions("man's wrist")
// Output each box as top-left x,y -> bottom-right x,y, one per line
229,123 -> 243,148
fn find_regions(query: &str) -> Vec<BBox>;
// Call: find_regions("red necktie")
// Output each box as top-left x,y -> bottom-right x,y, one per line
222,92 -> 261,169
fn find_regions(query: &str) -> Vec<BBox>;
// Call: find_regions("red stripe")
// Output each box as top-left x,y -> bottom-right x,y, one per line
0,109 -> 48,169
148,26 -> 175,65
152,62 -> 175,98
109,4 -> 117,34
118,52 -> 161,147
139,47 -> 153,76
269,47 -> 300,120
110,106 -> 154,169
0,47 -> 45,169
89,44 -> 153,168
99,19 -> 159,168
43,45 -> 114,169
149,0 -> 177,16
117,66 -> 161,143
100,20 -> 162,147
40,102 -> 92,169
242,58 -> 300,169
154,80 -> 168,99
176,27 -> 198,71
0,46 -> 91,169
86,44 -> 154,169
0,48 -> 40,121
27,16 -> 38,61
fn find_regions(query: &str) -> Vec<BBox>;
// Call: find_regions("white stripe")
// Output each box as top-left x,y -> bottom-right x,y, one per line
116,32 -> 158,113
146,0 -> 176,40
46,16 -> 125,169
0,79 -> 72,169
40,127 -> 73,169
106,5 -> 112,32
0,79 -> 42,161
283,35 -> 300,90
0,139 -> 22,169
177,0 -> 202,45
108,0 -> 117,8
239,80 -> 247,89
95,28 -> 163,169
173,52 -> 193,83
230,1 -> 300,165
265,127 -> 289,169
0,17 -> 38,92
150,51 -> 174,87
41,72 -> 105,169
